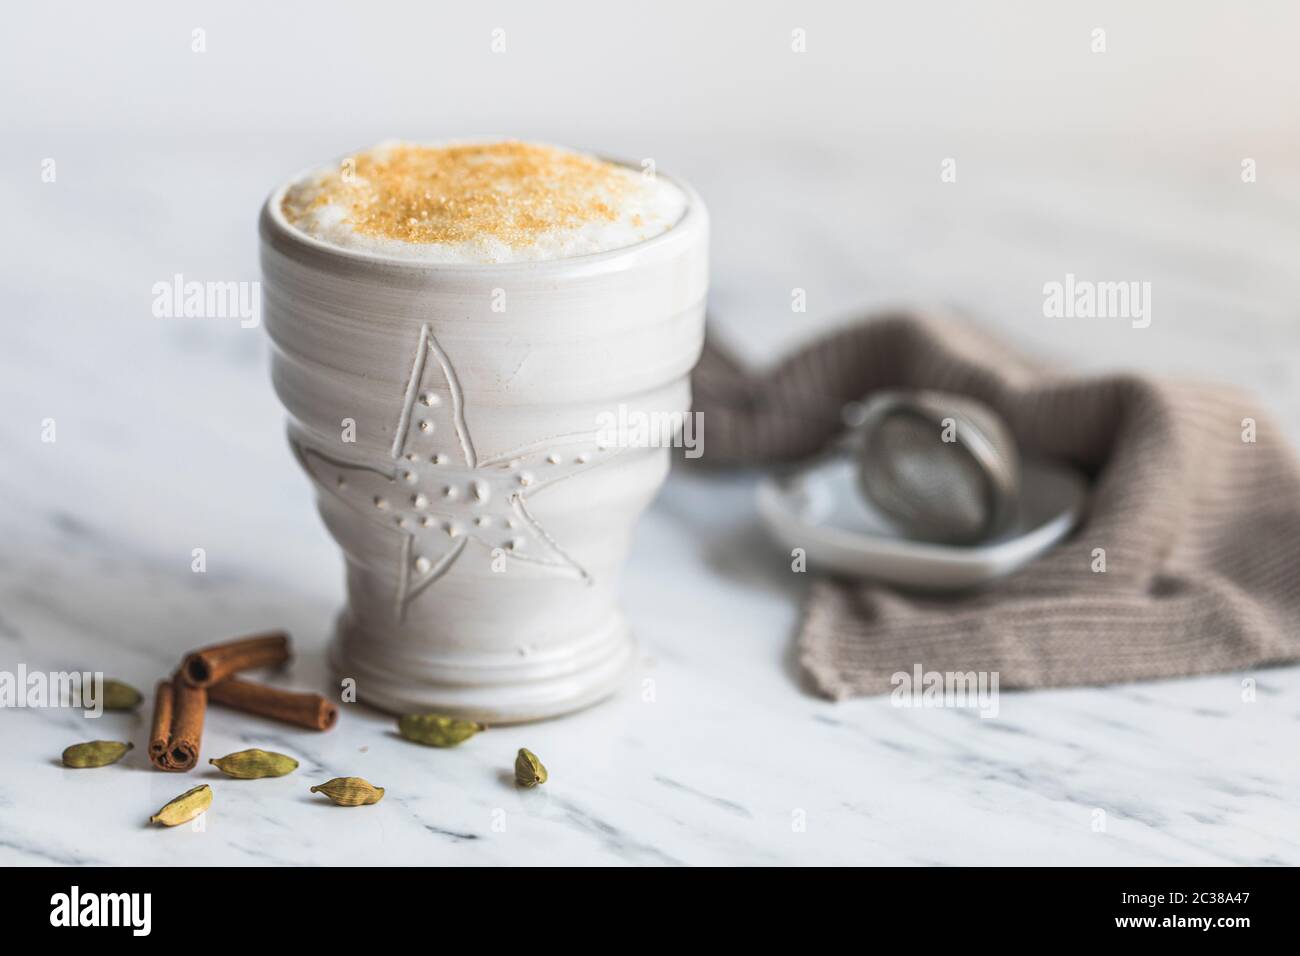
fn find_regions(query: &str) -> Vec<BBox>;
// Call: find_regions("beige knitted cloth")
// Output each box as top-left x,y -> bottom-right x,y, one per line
691,312 -> 1300,698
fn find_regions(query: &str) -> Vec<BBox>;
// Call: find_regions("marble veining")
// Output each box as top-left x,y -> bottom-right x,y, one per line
1,132 -> 1298,864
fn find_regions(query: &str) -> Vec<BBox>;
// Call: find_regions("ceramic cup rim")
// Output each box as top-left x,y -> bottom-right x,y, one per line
260,150 -> 708,278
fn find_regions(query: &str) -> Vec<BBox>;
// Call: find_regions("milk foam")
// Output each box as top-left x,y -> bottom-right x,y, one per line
281,141 -> 687,264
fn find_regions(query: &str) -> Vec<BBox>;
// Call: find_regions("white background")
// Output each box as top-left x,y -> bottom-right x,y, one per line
6,0 -> 1299,140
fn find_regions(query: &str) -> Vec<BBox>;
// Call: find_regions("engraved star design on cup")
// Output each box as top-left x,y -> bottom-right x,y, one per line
292,323 -> 619,619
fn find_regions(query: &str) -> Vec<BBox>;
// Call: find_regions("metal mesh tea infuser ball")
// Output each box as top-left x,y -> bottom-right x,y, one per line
853,390 -> 1021,545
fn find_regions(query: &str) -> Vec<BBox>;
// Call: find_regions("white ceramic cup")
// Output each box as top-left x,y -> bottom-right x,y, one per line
259,165 -> 708,722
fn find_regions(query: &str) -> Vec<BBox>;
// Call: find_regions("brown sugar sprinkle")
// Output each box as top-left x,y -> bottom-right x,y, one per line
282,142 -> 632,248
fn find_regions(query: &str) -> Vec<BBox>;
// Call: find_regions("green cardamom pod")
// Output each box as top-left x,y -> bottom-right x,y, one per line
397,713 -> 486,747
150,784 -> 213,827
515,748 -> 547,788
101,679 -> 143,711
209,748 -> 299,779
310,776 -> 384,806
62,740 -> 133,768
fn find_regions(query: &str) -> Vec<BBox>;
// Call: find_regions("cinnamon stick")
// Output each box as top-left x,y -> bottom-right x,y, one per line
148,679 -> 174,769
167,676 -> 207,770
148,675 -> 208,771
180,630 -> 290,688
207,677 -> 338,731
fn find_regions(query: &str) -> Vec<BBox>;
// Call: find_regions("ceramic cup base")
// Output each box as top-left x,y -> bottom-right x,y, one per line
329,611 -> 636,723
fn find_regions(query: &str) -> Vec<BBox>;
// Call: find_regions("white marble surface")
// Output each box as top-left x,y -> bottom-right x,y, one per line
2,127 -> 1299,866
